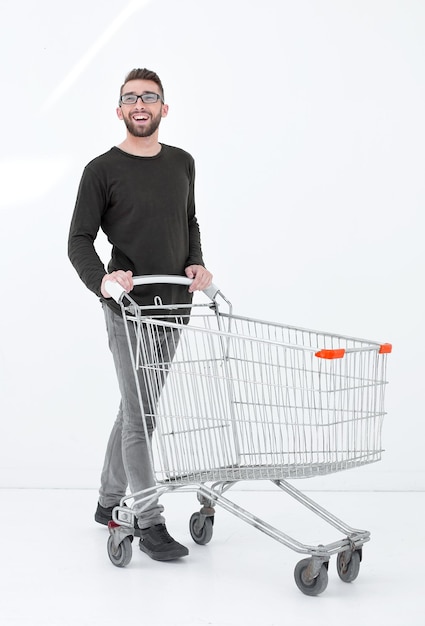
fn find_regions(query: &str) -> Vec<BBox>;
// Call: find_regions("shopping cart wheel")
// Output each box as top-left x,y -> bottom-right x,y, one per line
189,512 -> 214,545
336,549 -> 361,583
107,535 -> 132,567
294,558 -> 329,596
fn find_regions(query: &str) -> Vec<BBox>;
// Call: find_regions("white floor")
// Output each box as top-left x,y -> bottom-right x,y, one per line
1,488 -> 423,626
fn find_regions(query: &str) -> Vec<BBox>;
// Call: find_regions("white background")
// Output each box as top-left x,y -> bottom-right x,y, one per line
0,0 -> 423,490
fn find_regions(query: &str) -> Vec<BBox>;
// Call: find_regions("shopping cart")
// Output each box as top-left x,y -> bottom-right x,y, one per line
104,275 -> 392,596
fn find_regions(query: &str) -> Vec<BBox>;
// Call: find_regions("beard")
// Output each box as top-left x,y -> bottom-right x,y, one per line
123,110 -> 162,138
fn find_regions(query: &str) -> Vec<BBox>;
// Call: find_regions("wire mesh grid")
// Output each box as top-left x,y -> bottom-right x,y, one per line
126,307 -> 388,484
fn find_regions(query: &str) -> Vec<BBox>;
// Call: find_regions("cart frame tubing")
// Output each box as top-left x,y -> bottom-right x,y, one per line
108,275 -> 389,565
113,478 -> 370,558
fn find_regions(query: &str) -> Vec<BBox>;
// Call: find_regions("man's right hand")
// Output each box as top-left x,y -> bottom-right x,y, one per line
101,270 -> 134,298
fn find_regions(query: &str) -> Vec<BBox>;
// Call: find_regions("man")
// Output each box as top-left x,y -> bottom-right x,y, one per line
68,68 -> 213,561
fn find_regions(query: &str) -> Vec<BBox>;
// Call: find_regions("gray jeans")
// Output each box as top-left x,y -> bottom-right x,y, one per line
99,303 -> 179,529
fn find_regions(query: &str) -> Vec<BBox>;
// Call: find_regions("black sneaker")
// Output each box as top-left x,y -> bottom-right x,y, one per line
139,524 -> 189,561
94,502 -> 140,535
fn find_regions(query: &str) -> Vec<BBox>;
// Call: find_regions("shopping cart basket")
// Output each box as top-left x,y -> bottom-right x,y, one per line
104,275 -> 392,596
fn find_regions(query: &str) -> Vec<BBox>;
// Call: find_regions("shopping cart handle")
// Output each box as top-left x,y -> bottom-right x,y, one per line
104,274 -> 220,303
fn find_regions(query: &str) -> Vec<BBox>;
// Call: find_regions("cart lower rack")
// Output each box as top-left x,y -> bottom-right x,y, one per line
105,276 -> 391,596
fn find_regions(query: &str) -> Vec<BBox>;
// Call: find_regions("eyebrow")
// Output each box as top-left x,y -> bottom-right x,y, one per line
122,90 -> 158,95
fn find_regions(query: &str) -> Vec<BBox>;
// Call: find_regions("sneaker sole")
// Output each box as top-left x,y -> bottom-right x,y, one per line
139,542 -> 189,561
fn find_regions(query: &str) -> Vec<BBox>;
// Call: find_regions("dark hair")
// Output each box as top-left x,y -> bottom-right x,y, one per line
120,68 -> 164,100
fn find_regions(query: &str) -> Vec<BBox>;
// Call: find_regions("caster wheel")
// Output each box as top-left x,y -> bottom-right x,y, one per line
107,535 -> 132,567
189,512 -> 214,545
337,550 -> 361,582
294,558 -> 329,596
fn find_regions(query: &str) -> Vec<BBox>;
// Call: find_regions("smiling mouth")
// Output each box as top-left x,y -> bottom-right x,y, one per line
133,114 -> 149,123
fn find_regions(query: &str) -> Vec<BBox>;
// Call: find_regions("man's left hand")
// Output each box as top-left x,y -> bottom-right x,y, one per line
185,265 -> 213,293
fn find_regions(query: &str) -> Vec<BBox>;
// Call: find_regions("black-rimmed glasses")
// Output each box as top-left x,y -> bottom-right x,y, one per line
119,92 -> 163,105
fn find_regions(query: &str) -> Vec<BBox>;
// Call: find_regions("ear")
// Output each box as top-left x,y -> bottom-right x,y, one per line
161,104 -> 169,118
116,106 -> 123,120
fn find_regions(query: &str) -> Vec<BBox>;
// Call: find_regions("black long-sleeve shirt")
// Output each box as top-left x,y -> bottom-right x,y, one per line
68,144 -> 205,314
